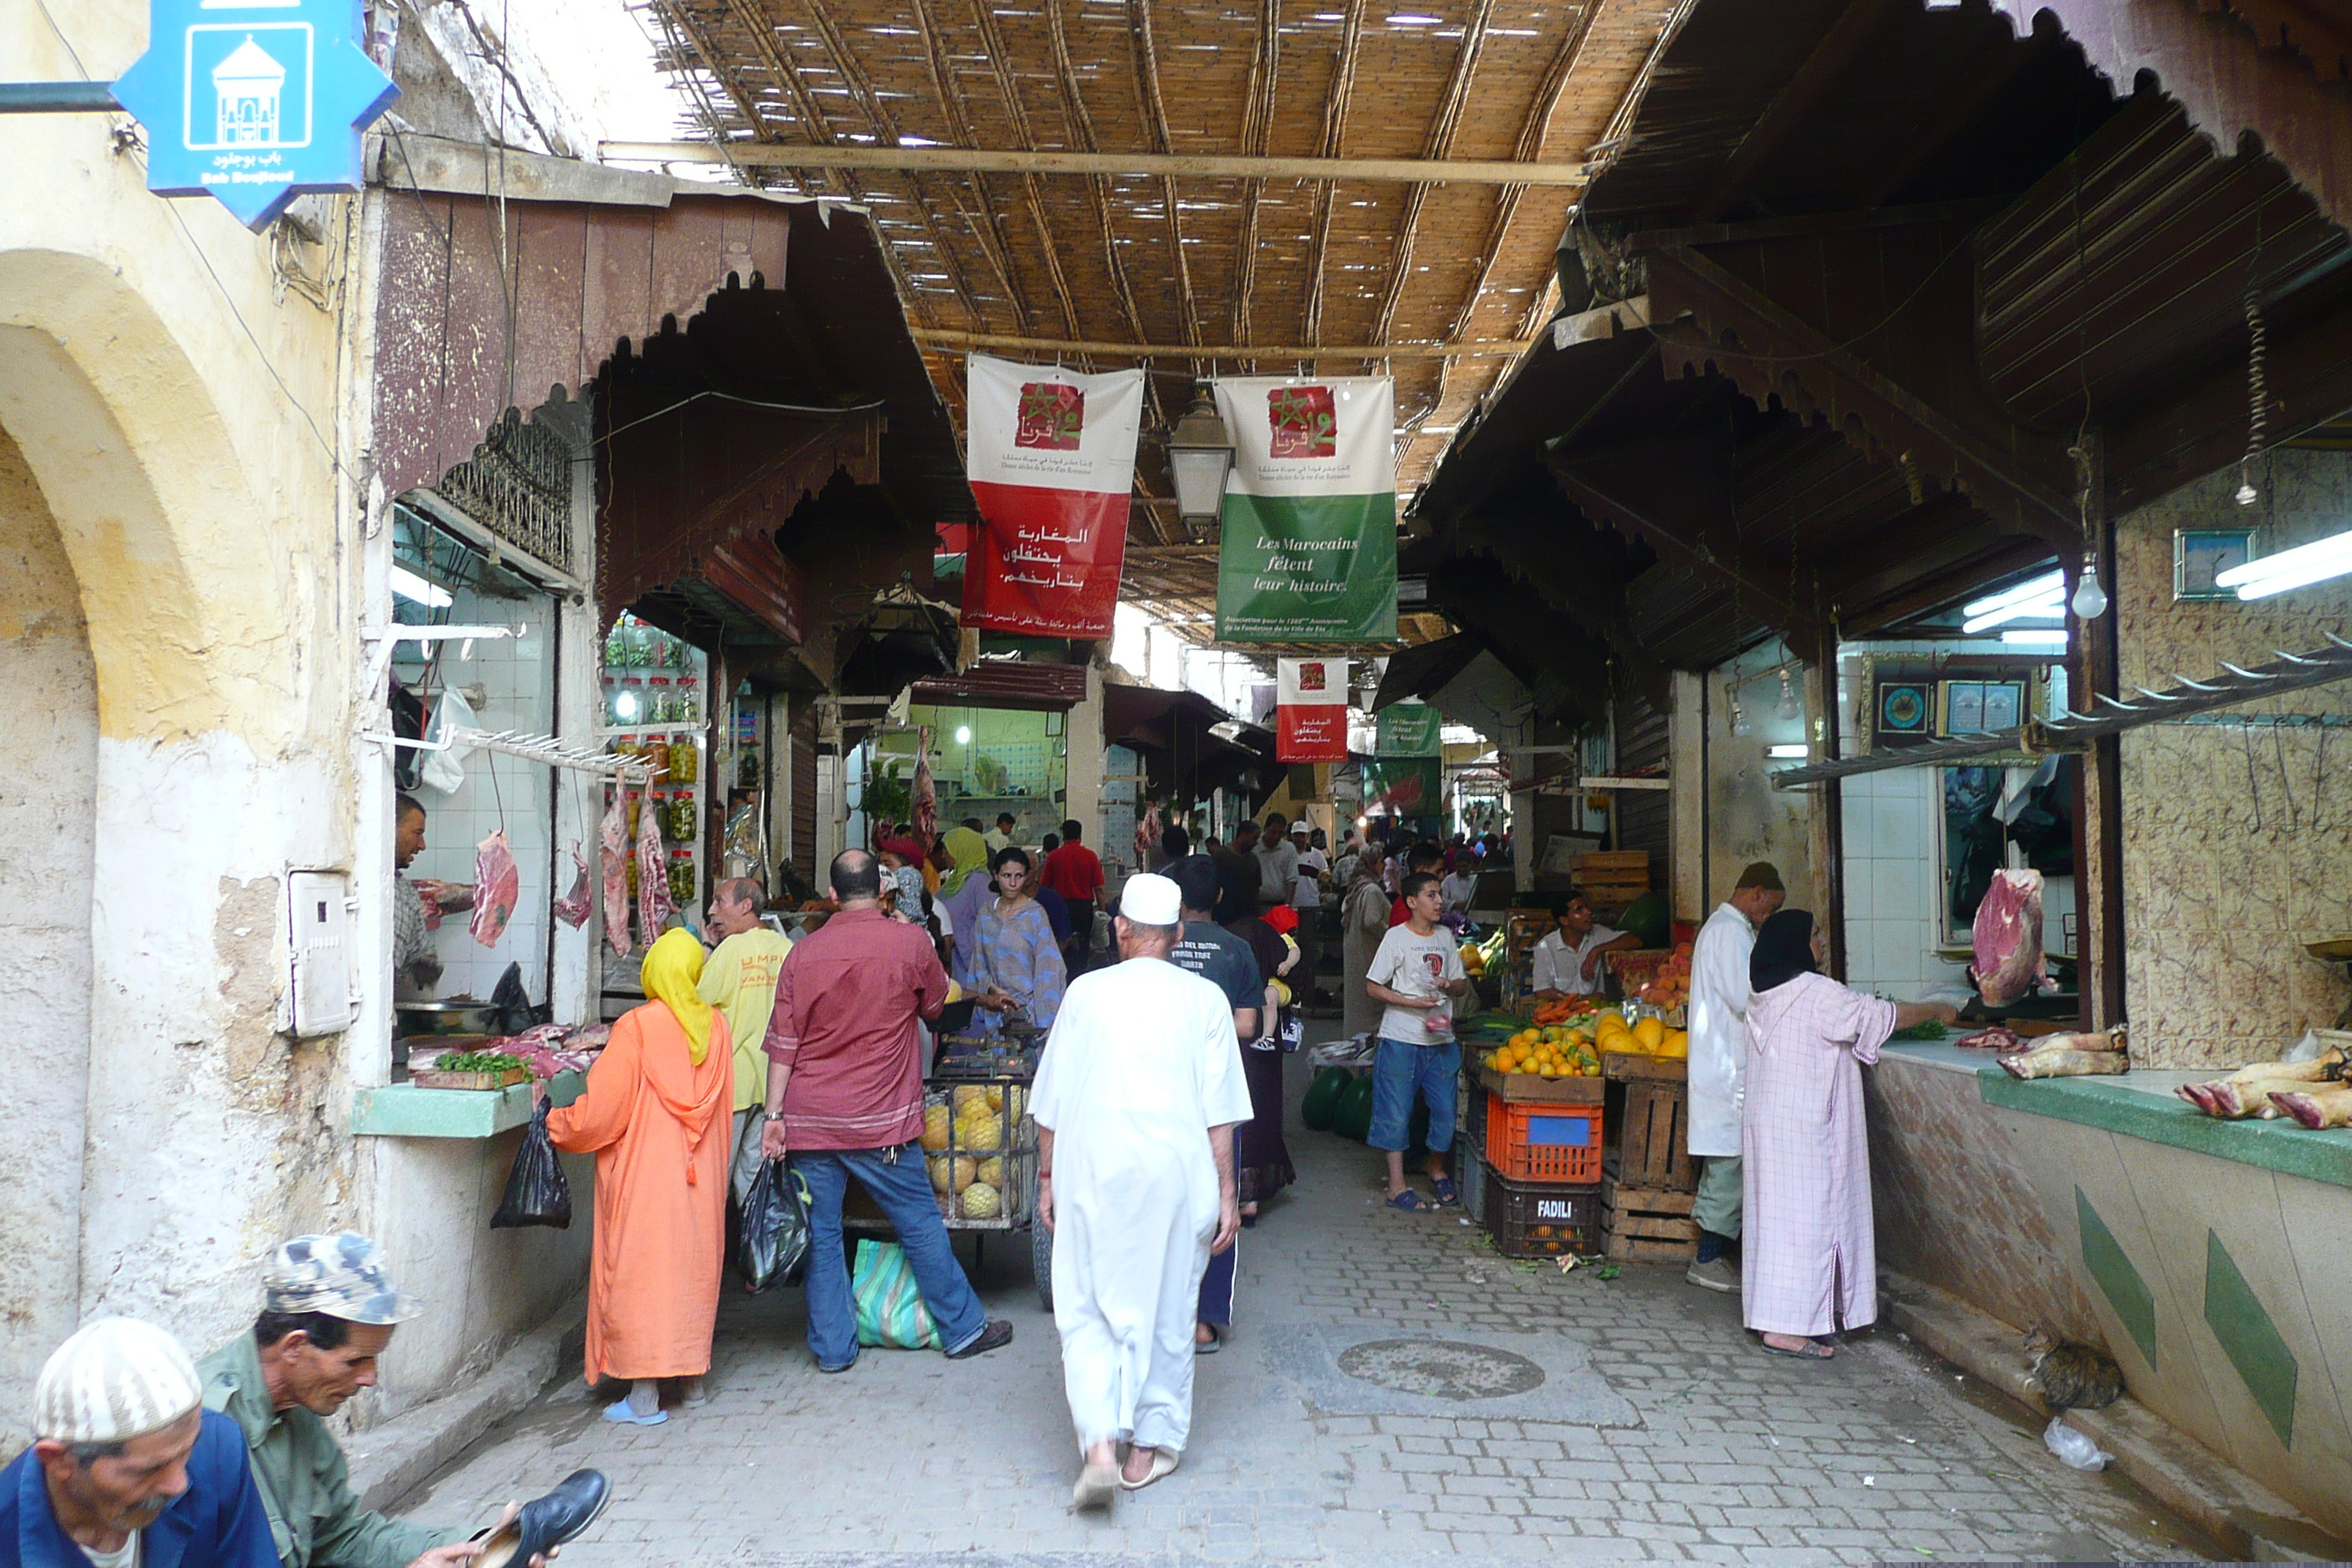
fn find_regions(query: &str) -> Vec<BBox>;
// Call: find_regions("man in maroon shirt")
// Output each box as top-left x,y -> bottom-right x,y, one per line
760,849 -> 1012,1372
1038,818 -> 1104,973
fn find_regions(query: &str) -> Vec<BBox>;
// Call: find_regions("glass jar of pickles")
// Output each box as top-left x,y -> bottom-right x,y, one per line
667,851 -> 696,904
670,793 -> 696,843
647,676 -> 672,723
641,735 -> 671,779
666,734 -> 698,784
676,676 -> 700,723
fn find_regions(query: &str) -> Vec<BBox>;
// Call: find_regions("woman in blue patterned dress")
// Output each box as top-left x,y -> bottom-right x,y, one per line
963,846 -> 1067,1033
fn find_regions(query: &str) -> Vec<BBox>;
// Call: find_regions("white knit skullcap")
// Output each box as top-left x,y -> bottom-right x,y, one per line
1119,873 -> 1181,925
34,1318 -> 203,1444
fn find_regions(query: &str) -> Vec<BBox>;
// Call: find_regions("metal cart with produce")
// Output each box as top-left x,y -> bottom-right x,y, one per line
840,1024 -> 1055,1308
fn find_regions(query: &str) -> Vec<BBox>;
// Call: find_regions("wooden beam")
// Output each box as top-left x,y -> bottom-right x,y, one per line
1626,197 -> 2007,255
1854,29 -> 2038,208
907,329 -> 1539,358
1301,0 -> 1366,344
600,140 -> 1592,184
1440,0 -> 1602,345
963,0 -> 1081,338
1231,0 -> 1282,344
1042,0 -> 1153,344
1126,0 -> 1202,347
1692,0 -> 1897,222
1371,0 -> 1497,344
1647,245 -> 2078,542
907,0 -> 1033,334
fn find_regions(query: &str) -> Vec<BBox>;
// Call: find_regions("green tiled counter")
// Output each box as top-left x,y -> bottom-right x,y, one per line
1869,1041 -> 2352,1545
351,1070 -> 585,1139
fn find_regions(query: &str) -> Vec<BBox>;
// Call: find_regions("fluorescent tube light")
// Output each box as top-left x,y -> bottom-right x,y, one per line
1765,744 -> 1809,759
1962,589 -> 2065,633
2215,527 -> 2352,600
1962,570 -> 2064,619
1999,629 -> 2069,647
391,565 -> 453,608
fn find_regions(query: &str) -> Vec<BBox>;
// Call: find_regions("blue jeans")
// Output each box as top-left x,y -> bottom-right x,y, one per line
791,1145 -> 990,1370
1369,1036 -> 1459,1154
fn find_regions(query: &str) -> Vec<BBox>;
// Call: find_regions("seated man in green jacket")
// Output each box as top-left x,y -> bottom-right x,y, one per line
196,1234 -> 499,1568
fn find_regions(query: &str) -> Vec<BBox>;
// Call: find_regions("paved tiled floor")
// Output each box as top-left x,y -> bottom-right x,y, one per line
396,1030 -> 2210,1564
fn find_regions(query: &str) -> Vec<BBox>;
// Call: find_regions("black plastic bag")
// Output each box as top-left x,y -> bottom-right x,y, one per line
489,962 -> 549,1038
491,1101 -> 573,1229
739,1158 -> 811,1292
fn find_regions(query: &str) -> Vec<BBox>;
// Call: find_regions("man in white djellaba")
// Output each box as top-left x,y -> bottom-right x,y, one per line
1030,871 -> 1252,1511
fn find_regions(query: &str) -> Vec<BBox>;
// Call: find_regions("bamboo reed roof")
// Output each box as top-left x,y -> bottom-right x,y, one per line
638,0 -> 1692,644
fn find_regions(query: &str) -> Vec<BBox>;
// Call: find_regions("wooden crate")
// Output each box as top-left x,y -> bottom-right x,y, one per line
1615,1076 -> 1697,1193
1602,1176 -> 1701,1260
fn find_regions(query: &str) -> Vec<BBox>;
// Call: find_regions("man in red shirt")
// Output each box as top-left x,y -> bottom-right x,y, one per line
1039,818 -> 1104,973
761,849 -> 1013,1372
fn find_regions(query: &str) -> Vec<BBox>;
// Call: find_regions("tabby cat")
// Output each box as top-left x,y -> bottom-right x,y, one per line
2024,1329 -> 2123,1411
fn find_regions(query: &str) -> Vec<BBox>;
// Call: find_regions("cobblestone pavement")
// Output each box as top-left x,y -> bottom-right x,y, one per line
398,1029 -> 2211,1565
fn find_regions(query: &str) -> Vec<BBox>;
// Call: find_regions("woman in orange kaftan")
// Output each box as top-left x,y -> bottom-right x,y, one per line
549,927 -> 734,1425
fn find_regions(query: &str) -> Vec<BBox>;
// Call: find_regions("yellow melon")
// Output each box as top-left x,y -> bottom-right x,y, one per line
928,1155 -> 978,1194
960,1182 -> 1002,1219
1633,1017 -> 1667,1051
919,1104 -> 952,1153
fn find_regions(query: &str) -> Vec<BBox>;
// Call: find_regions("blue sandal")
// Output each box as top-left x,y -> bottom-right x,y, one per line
1387,1189 -> 1434,1211
1430,1177 -> 1459,1206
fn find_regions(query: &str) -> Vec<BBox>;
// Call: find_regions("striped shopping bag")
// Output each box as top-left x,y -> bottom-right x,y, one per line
851,1239 -> 943,1349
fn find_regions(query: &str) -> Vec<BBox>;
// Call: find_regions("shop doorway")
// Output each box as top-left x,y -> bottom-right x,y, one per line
0,420 -> 94,1419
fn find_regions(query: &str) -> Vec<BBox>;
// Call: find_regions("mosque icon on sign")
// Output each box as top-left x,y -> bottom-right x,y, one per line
184,24 -> 312,151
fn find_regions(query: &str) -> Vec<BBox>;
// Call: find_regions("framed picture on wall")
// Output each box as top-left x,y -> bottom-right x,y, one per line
1877,680 -> 1932,741
1937,679 -> 2025,737
2175,527 -> 2255,600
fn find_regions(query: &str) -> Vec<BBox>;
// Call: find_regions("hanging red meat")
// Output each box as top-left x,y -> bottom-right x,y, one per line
470,831 -> 520,948
598,789 -> 631,957
911,733 -> 939,858
552,845 -> 592,929
1970,868 -> 2046,1007
637,783 -> 676,941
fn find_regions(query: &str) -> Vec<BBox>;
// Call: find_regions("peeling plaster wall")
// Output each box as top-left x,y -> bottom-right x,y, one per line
1700,641 -> 1816,916
2115,452 -> 2352,1068
0,425 -> 96,1455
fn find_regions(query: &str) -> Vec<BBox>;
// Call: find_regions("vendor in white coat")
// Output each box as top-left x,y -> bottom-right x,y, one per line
1683,861 -> 1785,1294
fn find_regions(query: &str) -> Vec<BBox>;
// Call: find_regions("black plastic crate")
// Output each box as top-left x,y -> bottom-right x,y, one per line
1481,1168 -> 1602,1259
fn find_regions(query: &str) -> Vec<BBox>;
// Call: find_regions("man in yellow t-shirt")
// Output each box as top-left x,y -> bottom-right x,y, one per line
698,878 -> 794,1202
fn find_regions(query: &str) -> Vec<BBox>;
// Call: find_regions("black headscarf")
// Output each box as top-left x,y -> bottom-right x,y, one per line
1750,908 -> 1820,992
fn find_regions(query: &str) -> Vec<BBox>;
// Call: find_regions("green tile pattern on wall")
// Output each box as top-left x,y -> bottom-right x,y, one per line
2076,1187 -> 2157,1366
2204,1230 -> 2298,1447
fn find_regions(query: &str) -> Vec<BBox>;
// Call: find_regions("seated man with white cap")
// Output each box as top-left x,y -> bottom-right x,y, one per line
1028,871 -> 1252,1511
0,1316 -> 279,1568
197,1235 -> 597,1568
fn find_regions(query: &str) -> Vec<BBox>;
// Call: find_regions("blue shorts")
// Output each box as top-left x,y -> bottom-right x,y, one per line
1369,1036 -> 1460,1153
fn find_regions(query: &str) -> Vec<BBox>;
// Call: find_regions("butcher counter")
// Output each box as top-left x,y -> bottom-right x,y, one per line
1867,1039 -> 2352,1542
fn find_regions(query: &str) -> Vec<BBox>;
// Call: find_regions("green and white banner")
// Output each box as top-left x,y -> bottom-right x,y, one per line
1376,701 -> 1443,756
1213,377 -> 1396,643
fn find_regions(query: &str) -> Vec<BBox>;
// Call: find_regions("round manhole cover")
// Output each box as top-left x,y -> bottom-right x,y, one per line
1335,1339 -> 1547,1401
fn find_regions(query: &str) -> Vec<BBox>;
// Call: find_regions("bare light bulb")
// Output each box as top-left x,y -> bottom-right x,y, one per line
1774,667 -> 1800,720
2070,553 -> 2108,619
1729,698 -> 1752,739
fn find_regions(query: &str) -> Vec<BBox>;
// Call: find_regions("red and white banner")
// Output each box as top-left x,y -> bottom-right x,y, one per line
961,354 -> 1143,638
1276,656 -> 1350,762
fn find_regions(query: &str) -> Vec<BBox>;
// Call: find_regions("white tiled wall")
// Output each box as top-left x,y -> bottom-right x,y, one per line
1839,765 -> 1970,997
396,582 -> 564,1006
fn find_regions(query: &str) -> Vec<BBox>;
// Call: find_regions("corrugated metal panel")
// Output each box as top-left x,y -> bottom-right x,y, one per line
791,697 -> 818,883
1613,683 -> 1671,875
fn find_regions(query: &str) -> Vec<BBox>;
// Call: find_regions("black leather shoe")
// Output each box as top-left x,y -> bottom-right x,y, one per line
478,1469 -> 611,1568
945,1319 -> 1014,1359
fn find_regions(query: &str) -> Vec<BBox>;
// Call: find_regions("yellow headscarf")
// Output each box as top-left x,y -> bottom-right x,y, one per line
941,826 -> 990,896
641,927 -> 716,1066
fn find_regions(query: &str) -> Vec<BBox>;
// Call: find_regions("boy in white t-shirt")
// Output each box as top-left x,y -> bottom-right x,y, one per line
1363,871 -> 1471,1210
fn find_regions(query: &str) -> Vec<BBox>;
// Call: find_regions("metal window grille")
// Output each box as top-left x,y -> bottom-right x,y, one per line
437,408 -> 573,575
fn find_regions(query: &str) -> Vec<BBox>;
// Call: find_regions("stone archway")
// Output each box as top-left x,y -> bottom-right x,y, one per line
0,420 -> 96,1443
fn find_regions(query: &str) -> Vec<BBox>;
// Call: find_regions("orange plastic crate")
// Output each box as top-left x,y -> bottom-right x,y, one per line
1485,1093 -> 1603,1183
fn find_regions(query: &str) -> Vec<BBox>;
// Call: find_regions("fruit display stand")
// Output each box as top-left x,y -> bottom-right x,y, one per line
848,1032 -> 1052,1308
1482,1168 -> 1602,1258
1600,1051 -> 1701,1261
1471,1063 -> 1605,1257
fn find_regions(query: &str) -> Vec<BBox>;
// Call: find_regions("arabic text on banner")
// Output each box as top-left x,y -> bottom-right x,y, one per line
1275,657 -> 1350,763
962,355 -> 1142,638
1213,377 -> 1397,644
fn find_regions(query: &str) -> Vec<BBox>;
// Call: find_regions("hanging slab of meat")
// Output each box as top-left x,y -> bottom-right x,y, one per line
551,845 -> 592,929
911,737 -> 939,856
1972,869 -> 2046,1007
598,791 -> 632,957
470,831 -> 520,948
637,785 -> 675,941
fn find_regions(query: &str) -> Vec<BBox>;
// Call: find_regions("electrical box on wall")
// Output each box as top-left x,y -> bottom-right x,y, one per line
285,871 -> 358,1038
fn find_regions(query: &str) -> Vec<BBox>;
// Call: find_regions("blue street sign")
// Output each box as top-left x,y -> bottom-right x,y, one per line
112,0 -> 397,231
